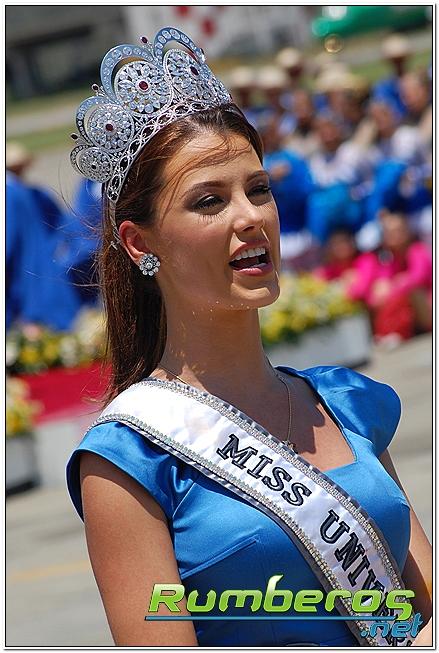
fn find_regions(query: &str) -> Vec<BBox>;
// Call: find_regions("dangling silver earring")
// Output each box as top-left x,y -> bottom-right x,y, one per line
139,252 -> 160,276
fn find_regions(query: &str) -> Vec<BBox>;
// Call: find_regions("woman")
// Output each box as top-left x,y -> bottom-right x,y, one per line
66,29 -> 431,647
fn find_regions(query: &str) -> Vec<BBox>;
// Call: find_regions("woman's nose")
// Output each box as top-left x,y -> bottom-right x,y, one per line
232,197 -> 265,233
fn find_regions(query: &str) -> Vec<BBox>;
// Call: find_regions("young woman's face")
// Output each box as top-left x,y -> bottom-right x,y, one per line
147,131 -> 281,313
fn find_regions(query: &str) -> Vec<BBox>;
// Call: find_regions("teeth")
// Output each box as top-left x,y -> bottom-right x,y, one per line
231,246 -> 266,262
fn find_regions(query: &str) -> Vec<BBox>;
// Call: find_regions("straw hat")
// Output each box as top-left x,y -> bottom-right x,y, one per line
275,47 -> 303,70
257,66 -> 288,90
6,142 -> 32,170
340,71 -> 369,96
227,66 -> 257,90
382,34 -> 412,59
314,63 -> 350,93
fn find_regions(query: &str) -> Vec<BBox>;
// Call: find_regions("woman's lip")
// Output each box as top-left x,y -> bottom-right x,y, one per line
231,261 -> 274,276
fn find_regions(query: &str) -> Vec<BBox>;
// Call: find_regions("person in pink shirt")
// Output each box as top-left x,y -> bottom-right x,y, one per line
346,211 -> 432,341
314,227 -> 362,287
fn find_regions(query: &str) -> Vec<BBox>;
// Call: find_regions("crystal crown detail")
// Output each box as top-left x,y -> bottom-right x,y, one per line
70,27 -> 232,203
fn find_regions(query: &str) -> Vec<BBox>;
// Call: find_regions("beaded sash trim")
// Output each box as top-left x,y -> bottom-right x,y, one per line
88,378 -> 413,647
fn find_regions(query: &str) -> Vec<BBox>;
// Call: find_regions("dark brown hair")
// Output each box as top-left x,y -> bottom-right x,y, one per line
99,104 -> 263,403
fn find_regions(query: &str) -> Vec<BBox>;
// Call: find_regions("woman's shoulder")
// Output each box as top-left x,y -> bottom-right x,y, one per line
297,363 -> 398,392
66,419 -> 199,523
279,364 -> 401,456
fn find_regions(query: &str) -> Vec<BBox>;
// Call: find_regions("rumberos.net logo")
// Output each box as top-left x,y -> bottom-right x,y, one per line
145,575 -> 422,644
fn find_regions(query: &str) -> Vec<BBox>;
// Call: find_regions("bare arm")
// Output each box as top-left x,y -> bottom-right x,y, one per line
379,449 -> 432,643
79,451 -> 198,646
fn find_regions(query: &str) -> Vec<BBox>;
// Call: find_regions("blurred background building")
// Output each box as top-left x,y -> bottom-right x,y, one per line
6,6 -> 312,98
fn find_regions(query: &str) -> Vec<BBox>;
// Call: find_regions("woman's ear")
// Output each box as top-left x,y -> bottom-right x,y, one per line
118,220 -> 152,264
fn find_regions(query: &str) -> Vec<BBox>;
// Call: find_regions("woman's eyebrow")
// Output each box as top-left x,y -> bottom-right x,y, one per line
248,169 -> 270,181
183,180 -> 225,198
183,170 -> 269,199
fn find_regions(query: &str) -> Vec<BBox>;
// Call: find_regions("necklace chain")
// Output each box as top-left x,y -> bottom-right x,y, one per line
159,366 -> 188,386
158,364 -> 296,452
274,370 -> 296,451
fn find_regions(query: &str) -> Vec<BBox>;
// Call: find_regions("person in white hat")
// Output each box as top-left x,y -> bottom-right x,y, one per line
313,64 -> 375,146
227,66 -> 259,127
275,47 -> 305,90
275,47 -> 308,120
371,33 -> 413,117
6,141 -> 33,178
382,34 -> 412,73
256,65 -> 295,139
285,88 -> 319,158
6,142 -> 81,330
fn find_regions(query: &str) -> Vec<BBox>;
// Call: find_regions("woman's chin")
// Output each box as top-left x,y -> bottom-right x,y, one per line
229,283 -> 280,309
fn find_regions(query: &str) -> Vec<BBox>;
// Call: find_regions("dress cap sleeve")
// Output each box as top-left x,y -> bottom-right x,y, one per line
66,421 -> 179,521
279,365 -> 402,457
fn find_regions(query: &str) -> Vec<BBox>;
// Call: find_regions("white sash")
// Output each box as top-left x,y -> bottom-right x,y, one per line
91,378 -> 414,647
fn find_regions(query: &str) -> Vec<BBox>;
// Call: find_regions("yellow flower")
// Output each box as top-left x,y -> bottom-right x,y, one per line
259,272 -> 365,345
289,313 -> 309,333
6,409 -> 21,436
42,341 -> 60,363
6,378 -> 41,437
18,346 -> 40,366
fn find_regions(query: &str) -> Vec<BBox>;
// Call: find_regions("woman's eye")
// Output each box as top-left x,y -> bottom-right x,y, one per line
248,185 -> 272,205
192,185 -> 271,214
250,184 -> 272,196
193,195 -> 224,212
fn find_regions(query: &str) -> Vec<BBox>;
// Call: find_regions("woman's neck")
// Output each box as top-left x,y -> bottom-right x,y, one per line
157,305 -> 275,395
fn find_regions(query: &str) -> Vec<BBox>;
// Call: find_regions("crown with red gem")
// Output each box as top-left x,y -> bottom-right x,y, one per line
70,27 -> 232,203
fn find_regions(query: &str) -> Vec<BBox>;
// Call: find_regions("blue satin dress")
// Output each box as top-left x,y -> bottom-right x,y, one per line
66,365 -> 411,647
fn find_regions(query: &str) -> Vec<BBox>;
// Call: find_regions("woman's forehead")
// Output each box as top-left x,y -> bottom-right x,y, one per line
162,131 -> 262,189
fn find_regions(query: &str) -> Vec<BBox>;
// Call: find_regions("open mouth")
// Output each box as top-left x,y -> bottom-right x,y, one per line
229,246 -> 270,270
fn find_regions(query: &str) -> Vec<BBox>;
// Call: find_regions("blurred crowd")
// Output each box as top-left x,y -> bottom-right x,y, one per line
6,33 -> 432,346
228,32 -> 432,344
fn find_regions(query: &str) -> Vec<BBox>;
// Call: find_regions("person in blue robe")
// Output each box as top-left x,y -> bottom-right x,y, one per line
371,34 -> 412,118
59,178 -> 102,306
6,172 -> 81,330
261,115 -> 313,235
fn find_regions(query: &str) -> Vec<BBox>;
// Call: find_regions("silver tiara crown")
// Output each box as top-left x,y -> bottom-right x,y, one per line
70,27 -> 232,204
